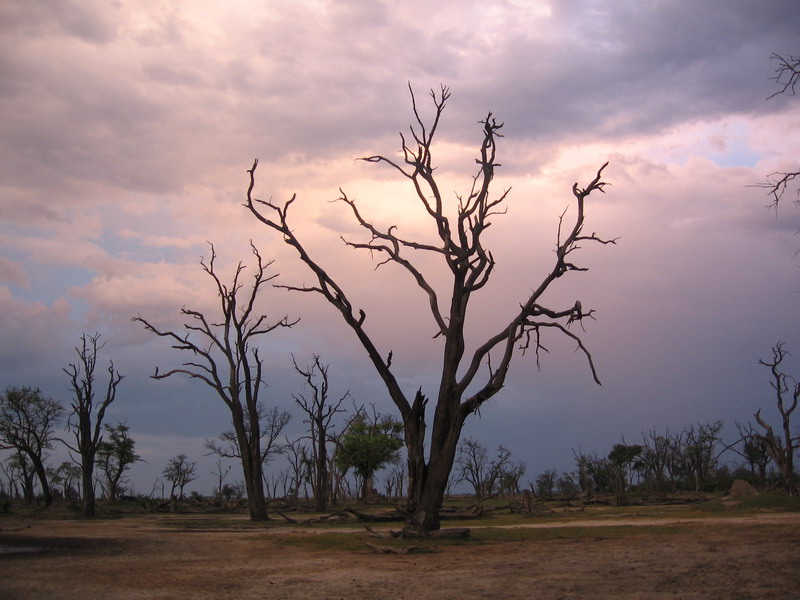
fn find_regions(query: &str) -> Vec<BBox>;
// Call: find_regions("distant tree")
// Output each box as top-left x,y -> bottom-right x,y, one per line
682,421 -> 724,492
2,452 -> 36,504
281,437 -> 308,504
754,343 -> 799,495
163,454 -> 197,505
335,409 -> 403,501
456,438 -> 491,499
456,438 -> 518,501
534,469 -> 558,499
54,460 -> 82,500
63,333 -> 124,517
498,458 -> 526,496
221,481 -> 245,503
205,404 -> 290,493
607,442 -> 643,494
246,86 -> 614,532
134,243 -> 298,521
730,421 -> 772,488
212,460 -> 232,504
0,386 -> 64,506
384,465 -> 406,499
639,427 -> 677,491
556,471 -> 579,499
574,449 -> 622,495
95,423 -> 140,502
291,355 -> 350,510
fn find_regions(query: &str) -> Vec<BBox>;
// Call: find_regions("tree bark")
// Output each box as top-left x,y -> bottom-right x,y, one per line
81,452 -> 95,517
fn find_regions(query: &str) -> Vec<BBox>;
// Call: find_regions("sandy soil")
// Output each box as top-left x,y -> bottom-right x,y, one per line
1,511 -> 798,599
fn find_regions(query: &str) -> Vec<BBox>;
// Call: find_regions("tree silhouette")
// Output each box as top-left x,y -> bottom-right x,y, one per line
0,386 -> 63,506
63,333 -> 124,517
246,86 -> 614,532
134,243 -> 297,521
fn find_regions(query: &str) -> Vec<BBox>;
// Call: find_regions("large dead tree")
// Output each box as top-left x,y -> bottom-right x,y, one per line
755,343 -> 799,496
245,86 -> 614,533
134,242 -> 297,520
63,333 -> 124,517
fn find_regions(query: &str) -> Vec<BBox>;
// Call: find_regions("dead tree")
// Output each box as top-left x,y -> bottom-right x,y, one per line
63,333 -> 124,517
754,53 -> 799,209
245,86 -> 614,533
133,242 -> 297,520
755,343 -> 799,495
732,421 -> 772,488
291,355 -> 349,511
205,404 -> 290,495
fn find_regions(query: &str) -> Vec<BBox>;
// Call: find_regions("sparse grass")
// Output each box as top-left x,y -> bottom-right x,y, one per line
270,522 -> 689,554
4,490 -> 798,535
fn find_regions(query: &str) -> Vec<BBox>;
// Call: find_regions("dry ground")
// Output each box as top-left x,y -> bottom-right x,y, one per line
1,509 -> 798,599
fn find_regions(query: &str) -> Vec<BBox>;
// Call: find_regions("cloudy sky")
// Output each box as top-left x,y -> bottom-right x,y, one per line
1,0 -> 799,495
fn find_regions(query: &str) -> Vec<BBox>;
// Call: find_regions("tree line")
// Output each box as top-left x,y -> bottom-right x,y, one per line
0,341 -> 407,515
2,334 -> 796,516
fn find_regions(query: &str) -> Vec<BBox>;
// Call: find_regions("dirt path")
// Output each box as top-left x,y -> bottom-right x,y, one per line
1,512 -> 798,599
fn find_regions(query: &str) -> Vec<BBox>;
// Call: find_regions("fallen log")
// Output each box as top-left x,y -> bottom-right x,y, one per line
365,542 -> 422,554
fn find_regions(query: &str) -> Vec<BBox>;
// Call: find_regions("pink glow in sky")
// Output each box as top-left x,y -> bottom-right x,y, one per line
1,1 -> 799,493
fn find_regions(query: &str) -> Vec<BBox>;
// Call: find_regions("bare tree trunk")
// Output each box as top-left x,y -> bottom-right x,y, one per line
405,390 -> 464,533
80,456 -> 95,516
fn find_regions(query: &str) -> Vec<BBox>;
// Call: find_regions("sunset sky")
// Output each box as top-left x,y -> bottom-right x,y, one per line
1,0 -> 799,495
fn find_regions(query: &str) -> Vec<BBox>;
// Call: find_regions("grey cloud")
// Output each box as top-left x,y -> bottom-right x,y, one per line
454,0 -> 798,147
0,0 -> 118,44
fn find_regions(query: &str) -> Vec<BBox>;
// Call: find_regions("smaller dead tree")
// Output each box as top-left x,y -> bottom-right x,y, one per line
456,438 -> 515,502
682,421 -> 724,492
134,242 -> 297,521
639,427 -> 676,491
732,421 -> 772,488
63,333 -> 124,517
291,355 -> 349,511
212,460 -> 232,504
755,343 -> 799,495
281,437 -> 308,505
206,404 -> 290,494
